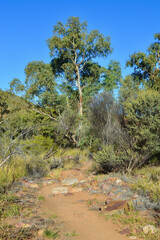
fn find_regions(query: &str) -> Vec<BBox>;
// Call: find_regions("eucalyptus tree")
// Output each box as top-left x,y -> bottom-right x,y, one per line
47,16 -> 112,116
126,33 -> 160,91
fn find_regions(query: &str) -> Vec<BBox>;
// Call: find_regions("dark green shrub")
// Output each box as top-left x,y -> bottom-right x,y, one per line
95,145 -> 124,172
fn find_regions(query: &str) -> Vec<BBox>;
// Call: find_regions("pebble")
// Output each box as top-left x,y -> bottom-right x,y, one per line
52,187 -> 68,194
143,225 -> 157,234
62,178 -> 79,186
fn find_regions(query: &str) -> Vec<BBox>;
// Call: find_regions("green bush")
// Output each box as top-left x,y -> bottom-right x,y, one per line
123,89 -> 160,171
95,145 -> 124,172
23,135 -> 55,155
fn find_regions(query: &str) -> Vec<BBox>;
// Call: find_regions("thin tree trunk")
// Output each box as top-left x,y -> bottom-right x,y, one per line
65,78 -> 70,109
76,65 -> 83,117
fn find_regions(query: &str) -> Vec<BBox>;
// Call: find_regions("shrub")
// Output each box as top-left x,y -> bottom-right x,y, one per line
123,89 -> 160,171
25,155 -> 50,177
0,157 -> 26,192
132,167 -> 160,202
95,145 -> 124,172
23,135 -> 54,155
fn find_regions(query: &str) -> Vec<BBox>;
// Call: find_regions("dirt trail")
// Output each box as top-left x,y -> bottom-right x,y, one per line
39,183 -> 141,240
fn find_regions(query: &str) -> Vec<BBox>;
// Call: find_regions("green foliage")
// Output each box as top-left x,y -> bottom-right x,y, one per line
0,91 -> 9,119
123,89 -> 160,170
9,78 -> 24,94
119,75 -> 139,103
24,61 -> 57,107
47,16 -> 115,115
25,155 -> 50,177
126,33 -> 160,91
102,60 -> 122,92
1,204 -> 20,218
38,195 -> 45,200
0,158 -> 26,192
48,16 -> 112,62
95,145 -> 124,171
43,229 -> 59,239
65,231 -> 78,237
132,167 -> 160,202
24,135 -> 54,155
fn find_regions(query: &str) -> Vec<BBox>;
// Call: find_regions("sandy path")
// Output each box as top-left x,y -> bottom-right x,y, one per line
39,184 -> 141,240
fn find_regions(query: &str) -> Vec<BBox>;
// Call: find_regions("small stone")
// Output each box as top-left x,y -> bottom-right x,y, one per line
70,187 -> 83,193
52,187 -> 68,194
29,184 -> 39,188
143,225 -> 157,234
48,194 -> 55,197
15,222 -> 31,228
38,229 -> 44,236
15,222 -> 25,228
80,180 -> 85,183
108,192 -> 115,197
115,178 -> 122,185
133,194 -> 139,198
120,227 -> 130,235
129,237 -> 137,239
62,178 -> 79,186
23,223 -> 31,228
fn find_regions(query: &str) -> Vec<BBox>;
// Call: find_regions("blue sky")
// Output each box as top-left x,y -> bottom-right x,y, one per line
0,0 -> 160,91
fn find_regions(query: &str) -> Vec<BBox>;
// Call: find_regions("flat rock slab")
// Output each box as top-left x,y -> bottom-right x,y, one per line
62,178 -> 79,186
105,201 -> 128,211
52,187 -> 68,194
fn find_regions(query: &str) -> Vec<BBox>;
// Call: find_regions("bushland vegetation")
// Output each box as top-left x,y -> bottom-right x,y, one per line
0,17 -> 160,196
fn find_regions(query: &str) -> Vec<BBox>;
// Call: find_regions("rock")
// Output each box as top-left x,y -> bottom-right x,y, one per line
100,184 -> 109,191
62,178 -> 79,186
108,192 -> 115,197
52,187 -> 68,194
80,180 -> 85,183
38,229 -> 44,236
120,227 -> 130,235
107,177 -> 123,185
15,222 -> 25,228
29,184 -> 39,188
129,237 -> 137,239
48,194 -> 55,197
15,222 -> 31,229
115,178 -> 122,185
143,225 -> 157,234
70,187 -> 83,193
133,193 -> 139,198
104,201 -> 129,212
23,224 -> 32,228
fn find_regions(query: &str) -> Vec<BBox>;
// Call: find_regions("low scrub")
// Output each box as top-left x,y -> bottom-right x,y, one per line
0,157 -> 26,192
25,154 -> 51,177
132,167 -> 160,202
94,145 -> 125,172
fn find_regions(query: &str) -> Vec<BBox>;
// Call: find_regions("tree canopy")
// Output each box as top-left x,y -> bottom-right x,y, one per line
47,16 -> 113,115
126,33 -> 160,91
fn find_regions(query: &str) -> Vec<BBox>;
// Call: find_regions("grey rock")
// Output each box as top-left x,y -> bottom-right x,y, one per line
143,225 -> 157,234
62,178 -> 79,186
52,187 -> 68,194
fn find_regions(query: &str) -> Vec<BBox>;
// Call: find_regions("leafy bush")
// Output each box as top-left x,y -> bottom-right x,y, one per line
123,89 -> 160,171
23,135 -> 54,155
95,145 -> 124,172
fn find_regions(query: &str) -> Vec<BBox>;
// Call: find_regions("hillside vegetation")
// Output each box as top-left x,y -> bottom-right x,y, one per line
0,17 -> 160,197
